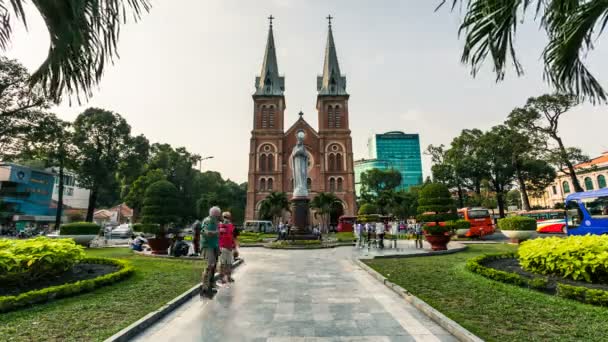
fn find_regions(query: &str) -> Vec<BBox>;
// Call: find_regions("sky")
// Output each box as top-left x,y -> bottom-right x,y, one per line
5,0 -> 608,183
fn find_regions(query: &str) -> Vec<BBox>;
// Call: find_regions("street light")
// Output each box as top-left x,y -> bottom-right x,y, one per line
199,156 -> 214,171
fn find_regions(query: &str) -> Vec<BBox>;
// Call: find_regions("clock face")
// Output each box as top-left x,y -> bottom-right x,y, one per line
17,171 -> 25,180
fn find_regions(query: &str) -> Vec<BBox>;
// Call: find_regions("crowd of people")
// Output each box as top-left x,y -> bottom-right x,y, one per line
353,220 -> 423,249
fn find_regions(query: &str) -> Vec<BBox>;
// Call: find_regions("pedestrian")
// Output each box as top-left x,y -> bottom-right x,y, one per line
218,211 -> 237,284
376,220 -> 386,249
192,219 -> 202,255
415,223 -> 423,249
200,206 -> 221,297
355,222 -> 363,247
364,222 -> 372,246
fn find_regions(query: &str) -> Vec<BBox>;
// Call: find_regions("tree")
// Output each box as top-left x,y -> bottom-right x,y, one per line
0,57 -> 48,160
477,125 -> 516,218
388,190 -> 418,220
258,192 -> 290,225
0,1 -> 151,102
360,168 -> 402,201
358,203 -> 379,215
508,94 -> 585,192
124,169 -> 166,222
440,1 -> 608,103
141,180 -> 179,229
72,108 -> 131,221
310,192 -> 341,233
416,182 -> 458,226
118,134 -> 150,200
519,159 -> 557,199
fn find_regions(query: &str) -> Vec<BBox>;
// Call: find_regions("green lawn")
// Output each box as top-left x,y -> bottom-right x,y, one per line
365,244 -> 608,342
0,248 -> 205,342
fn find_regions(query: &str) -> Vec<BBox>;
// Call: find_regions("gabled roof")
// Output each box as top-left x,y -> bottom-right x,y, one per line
575,152 -> 608,169
284,112 -> 319,138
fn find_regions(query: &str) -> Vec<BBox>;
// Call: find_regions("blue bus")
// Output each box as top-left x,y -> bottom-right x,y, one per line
565,188 -> 608,236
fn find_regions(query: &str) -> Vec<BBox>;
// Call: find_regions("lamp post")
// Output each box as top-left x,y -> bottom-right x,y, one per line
199,156 -> 214,171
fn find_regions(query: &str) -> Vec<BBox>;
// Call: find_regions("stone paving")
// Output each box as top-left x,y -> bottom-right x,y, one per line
134,246 -> 456,342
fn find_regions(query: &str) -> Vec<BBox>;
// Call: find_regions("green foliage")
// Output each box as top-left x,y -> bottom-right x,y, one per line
133,223 -> 160,235
141,180 -> 180,229
453,219 -> 471,229
0,257 -> 133,313
519,236 -> 608,283
310,192 -> 342,232
268,240 -> 323,249
0,238 -> 85,285
360,168 -> 402,197
59,222 -> 101,235
124,169 -> 166,222
466,253 -> 528,287
497,216 -> 537,231
358,203 -> 378,215
356,214 -> 381,223
334,232 -> 355,242
417,183 -> 457,234
258,192 -> 290,223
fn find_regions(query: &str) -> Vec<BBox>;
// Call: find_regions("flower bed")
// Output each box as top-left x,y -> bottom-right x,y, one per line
0,257 -> 134,312
467,253 -> 608,307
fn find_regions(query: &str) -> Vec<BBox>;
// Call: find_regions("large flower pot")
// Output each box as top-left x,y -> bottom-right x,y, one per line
501,230 -> 535,244
147,237 -> 170,255
424,234 -> 451,251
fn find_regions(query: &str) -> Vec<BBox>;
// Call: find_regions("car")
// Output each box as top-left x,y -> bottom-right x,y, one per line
108,224 -> 132,238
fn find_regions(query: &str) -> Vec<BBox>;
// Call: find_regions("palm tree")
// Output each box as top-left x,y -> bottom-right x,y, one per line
258,192 -> 290,226
439,0 -> 608,103
0,0 -> 151,102
310,192 -> 341,234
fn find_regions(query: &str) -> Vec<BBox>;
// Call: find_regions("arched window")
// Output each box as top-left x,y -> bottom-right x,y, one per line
329,178 -> 336,192
585,177 -> 594,190
328,153 -> 336,171
267,178 -> 274,191
334,106 -> 341,128
267,154 -> 274,171
337,178 -> 343,192
307,178 -> 312,190
563,181 -> 571,194
260,178 -> 266,191
259,154 -> 267,172
261,106 -> 268,128
335,153 -> 343,171
268,106 -> 275,128
328,105 -> 334,128
599,175 -> 607,189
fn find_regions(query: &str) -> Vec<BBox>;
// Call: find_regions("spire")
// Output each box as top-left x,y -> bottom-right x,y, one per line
317,15 -> 347,96
255,15 -> 285,96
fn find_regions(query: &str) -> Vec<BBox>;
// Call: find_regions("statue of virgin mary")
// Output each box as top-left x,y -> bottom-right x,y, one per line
290,130 -> 309,198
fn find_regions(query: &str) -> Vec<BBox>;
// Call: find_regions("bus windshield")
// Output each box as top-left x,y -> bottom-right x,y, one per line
468,209 -> 490,219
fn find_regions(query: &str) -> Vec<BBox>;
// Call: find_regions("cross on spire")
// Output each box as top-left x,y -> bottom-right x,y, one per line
268,14 -> 275,27
298,111 -> 304,117
326,14 -> 333,27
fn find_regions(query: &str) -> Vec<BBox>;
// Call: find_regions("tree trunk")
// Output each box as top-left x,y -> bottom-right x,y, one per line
496,190 -> 506,218
55,159 -> 65,228
515,165 -> 531,211
555,135 -> 583,192
456,183 -> 464,208
86,187 -> 98,222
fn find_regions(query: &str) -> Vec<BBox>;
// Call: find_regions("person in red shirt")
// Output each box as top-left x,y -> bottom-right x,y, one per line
218,211 -> 237,284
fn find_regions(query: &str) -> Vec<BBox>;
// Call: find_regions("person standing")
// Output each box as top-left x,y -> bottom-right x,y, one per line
354,222 -> 362,247
415,222 -> 423,249
376,220 -> 386,249
192,219 -> 202,255
201,206 -> 221,297
218,211 -> 237,284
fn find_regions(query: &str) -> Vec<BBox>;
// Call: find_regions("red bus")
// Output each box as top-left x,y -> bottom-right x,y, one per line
337,216 -> 356,232
457,207 -> 495,237
514,209 -> 566,234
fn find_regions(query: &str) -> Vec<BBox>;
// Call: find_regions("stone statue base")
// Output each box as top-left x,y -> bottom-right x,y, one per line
290,197 -> 311,235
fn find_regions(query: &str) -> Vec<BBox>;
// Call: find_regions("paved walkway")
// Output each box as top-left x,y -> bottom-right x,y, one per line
134,247 -> 456,342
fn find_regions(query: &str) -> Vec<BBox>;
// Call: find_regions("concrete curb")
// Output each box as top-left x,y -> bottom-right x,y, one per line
103,258 -> 244,342
368,243 -> 467,259
354,258 -> 484,342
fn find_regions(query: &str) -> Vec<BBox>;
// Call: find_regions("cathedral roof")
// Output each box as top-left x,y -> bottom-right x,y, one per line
285,111 -> 319,138
254,16 -> 285,96
317,17 -> 347,96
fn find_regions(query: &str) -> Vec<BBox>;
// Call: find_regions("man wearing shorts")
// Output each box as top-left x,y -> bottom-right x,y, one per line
201,206 -> 221,297
218,211 -> 237,284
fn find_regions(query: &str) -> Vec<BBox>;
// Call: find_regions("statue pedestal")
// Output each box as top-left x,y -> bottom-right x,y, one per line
290,197 -> 311,236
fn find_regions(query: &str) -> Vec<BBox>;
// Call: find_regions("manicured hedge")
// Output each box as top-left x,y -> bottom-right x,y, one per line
0,257 -> 134,313
0,238 -> 85,285
133,223 -> 161,235
467,253 -> 608,307
519,235 -> 608,283
60,222 -> 101,235
497,216 -> 536,231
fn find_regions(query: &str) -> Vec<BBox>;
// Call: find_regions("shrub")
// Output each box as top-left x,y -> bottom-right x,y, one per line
141,180 -> 180,230
356,214 -> 381,223
0,237 -> 85,285
497,216 -> 536,231
132,223 -> 161,236
358,203 -> 378,215
60,222 -> 101,235
519,235 -> 608,283
335,232 -> 355,242
416,183 -> 457,234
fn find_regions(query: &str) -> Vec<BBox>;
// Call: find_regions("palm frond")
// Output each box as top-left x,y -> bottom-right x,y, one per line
543,0 -> 608,103
1,0 -> 151,103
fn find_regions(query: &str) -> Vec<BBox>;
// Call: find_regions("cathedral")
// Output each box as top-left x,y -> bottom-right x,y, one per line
245,17 -> 357,223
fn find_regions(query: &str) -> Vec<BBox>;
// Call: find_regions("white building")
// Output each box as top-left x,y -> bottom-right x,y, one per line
530,152 -> 608,208
48,168 -> 90,210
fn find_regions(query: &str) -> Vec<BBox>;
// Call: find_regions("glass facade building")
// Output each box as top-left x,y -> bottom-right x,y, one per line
354,131 -> 423,195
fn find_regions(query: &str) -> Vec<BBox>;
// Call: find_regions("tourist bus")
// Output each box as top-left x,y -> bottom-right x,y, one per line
565,188 -> 608,236
515,209 -> 567,234
457,207 -> 495,237
337,215 -> 356,232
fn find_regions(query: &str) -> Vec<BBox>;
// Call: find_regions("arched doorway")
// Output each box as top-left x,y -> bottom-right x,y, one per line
329,201 -> 344,232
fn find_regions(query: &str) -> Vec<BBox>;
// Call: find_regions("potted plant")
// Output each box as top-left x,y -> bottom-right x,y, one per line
498,216 -> 537,243
56,222 -> 101,246
141,180 -> 180,255
416,183 -> 458,251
